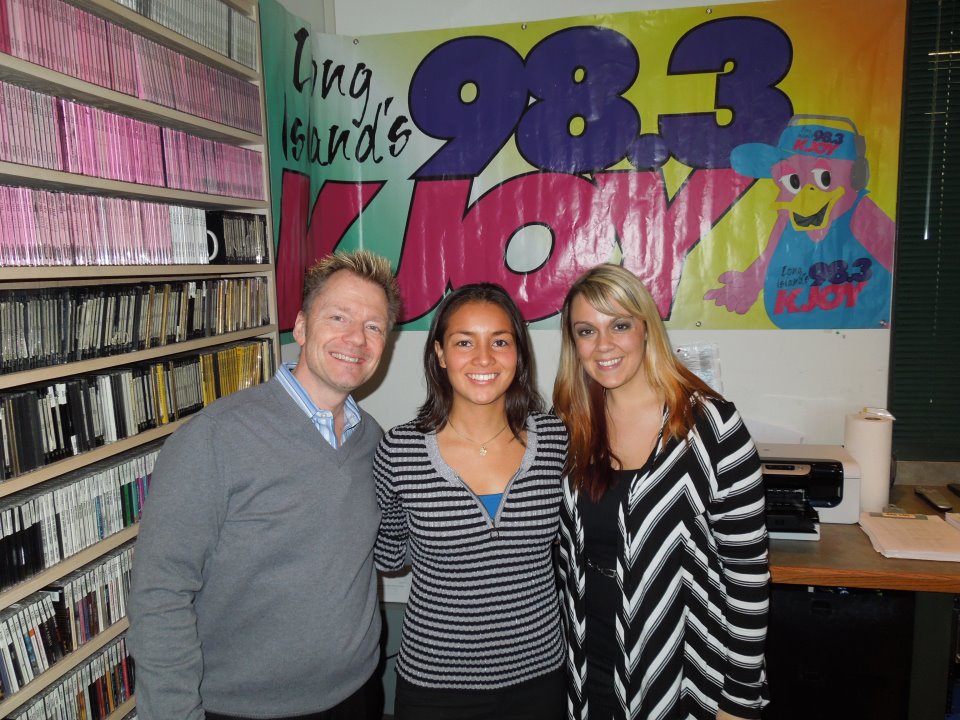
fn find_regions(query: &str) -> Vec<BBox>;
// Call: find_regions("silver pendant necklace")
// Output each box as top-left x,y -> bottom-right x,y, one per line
447,420 -> 509,456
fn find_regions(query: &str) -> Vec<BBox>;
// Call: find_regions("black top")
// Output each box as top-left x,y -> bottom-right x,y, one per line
578,469 -> 633,674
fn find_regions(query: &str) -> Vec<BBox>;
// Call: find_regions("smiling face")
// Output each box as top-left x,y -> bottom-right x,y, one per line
435,301 -> 518,411
569,294 -> 647,395
292,270 -> 389,408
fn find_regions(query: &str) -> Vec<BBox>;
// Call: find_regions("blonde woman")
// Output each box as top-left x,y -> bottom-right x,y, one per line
553,264 -> 769,720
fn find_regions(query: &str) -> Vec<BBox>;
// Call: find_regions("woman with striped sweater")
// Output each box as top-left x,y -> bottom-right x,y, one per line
553,265 -> 770,720
374,283 -> 567,719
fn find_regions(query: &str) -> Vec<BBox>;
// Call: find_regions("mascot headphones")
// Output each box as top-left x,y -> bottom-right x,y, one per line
788,114 -> 869,191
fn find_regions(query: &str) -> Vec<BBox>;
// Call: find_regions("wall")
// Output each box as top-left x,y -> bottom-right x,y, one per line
271,0 -> 332,31
274,0 -> 891,447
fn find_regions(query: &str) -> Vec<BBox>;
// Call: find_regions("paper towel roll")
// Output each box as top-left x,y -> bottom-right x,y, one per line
844,411 -> 894,512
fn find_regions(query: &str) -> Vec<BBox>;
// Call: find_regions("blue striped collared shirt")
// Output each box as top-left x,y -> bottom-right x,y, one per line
276,362 -> 361,449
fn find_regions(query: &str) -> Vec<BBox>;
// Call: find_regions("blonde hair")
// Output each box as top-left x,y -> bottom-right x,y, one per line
552,264 -> 718,497
302,250 -> 402,330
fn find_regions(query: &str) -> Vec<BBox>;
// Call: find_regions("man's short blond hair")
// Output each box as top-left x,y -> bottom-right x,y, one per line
302,250 -> 402,330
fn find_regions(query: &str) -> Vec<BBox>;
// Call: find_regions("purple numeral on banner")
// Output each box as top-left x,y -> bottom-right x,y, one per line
809,258 -> 873,287
410,37 -> 527,178
409,17 -> 794,177
660,17 -> 794,167
518,27 -> 639,173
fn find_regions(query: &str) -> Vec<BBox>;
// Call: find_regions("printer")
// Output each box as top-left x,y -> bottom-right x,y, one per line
757,443 -> 862,541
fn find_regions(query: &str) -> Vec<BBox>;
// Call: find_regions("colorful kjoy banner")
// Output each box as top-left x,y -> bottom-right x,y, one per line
260,0 -> 905,331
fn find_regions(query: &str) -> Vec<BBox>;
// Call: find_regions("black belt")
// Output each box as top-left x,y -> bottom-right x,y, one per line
584,556 -> 617,578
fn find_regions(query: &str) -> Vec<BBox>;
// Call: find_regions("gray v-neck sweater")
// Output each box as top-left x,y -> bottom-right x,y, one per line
129,377 -> 383,719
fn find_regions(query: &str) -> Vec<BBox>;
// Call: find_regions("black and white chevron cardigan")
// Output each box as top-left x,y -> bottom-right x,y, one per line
557,397 -> 770,720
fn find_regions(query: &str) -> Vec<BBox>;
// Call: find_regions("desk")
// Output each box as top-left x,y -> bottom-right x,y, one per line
767,485 -> 957,719
770,485 -> 960,592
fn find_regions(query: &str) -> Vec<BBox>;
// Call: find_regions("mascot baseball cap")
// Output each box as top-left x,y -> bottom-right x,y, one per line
731,120 -> 860,178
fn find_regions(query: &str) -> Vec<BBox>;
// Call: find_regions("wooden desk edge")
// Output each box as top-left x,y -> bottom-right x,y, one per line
771,563 -> 960,594
768,485 -> 960,594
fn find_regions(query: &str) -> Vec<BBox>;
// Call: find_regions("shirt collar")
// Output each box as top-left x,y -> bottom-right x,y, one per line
276,362 -> 362,446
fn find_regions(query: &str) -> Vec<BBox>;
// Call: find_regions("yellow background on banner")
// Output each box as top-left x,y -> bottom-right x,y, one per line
655,1 -> 905,327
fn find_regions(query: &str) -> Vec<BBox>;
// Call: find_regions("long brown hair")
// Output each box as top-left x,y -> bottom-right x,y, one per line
552,264 -> 719,499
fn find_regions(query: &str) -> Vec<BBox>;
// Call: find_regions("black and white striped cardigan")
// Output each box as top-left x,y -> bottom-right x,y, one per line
374,412 -> 568,689
557,397 -> 770,720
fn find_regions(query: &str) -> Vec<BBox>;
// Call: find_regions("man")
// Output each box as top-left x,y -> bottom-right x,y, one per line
129,250 -> 401,720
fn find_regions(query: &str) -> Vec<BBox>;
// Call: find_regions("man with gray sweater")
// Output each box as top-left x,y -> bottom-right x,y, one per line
129,250 -> 401,720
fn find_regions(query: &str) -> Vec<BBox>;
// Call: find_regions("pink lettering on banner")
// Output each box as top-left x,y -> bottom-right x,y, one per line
803,284 -> 844,311
277,168 -> 752,327
847,281 -> 867,305
395,174 -> 608,322
775,288 -> 803,314
395,169 -> 752,322
792,138 -> 839,156
276,171 -> 384,329
595,169 -> 752,318
774,281 -> 868,315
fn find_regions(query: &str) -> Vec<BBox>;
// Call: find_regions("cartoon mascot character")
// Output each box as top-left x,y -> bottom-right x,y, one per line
704,115 -> 894,328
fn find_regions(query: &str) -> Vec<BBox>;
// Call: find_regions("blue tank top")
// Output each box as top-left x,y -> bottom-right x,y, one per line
478,492 -> 503,520
762,191 -> 892,329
